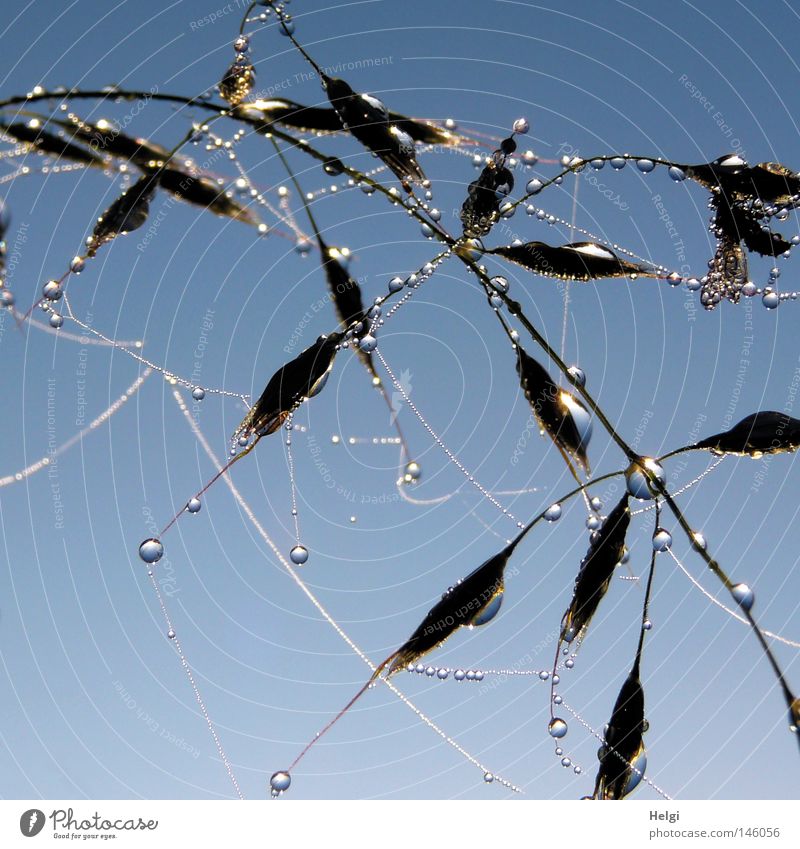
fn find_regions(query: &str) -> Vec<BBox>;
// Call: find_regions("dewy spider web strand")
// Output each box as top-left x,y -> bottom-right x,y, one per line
0,368 -> 152,487
169,387 -> 521,793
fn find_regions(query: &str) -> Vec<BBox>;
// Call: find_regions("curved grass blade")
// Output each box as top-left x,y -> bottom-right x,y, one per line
560,493 -> 630,645
0,119 -> 106,167
489,241 -> 655,282
156,165 -> 260,226
232,331 -> 343,444
234,97 -> 457,145
516,344 -> 592,476
88,173 -> 158,254
460,137 -> 515,238
692,411 -> 800,457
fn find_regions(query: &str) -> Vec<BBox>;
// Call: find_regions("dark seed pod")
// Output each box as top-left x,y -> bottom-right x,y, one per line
51,117 -> 171,168
489,241 -> 652,282
318,240 -> 378,380
560,494 -> 630,644
234,98 -> 456,145
516,345 -> 592,474
1,119 -> 106,168
219,57 -> 256,106
322,77 -> 426,187
89,173 -> 158,253
156,165 -> 260,226
377,541 -> 515,678
693,411 -> 800,457
232,332 -> 343,443
593,669 -> 647,800
713,194 -> 791,258
460,147 -> 514,238
685,155 -> 800,206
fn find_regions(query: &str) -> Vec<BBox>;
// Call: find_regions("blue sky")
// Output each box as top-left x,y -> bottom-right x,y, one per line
1,0 -> 800,801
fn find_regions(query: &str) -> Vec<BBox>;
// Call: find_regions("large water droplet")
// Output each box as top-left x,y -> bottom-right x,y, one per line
625,457 -> 665,500
762,291 -> 779,309
42,280 -> 62,301
270,771 -> 291,793
731,582 -> 755,612
192,387 -> 206,401
187,498 -> 202,514
610,157 -> 626,170
548,718 -> 568,738
636,158 -> 655,173
359,334 -> 377,353
652,528 -> 672,552
544,503 -> 562,522
404,461 -> 422,482
138,538 -> 164,564
668,165 -> 687,182
513,117 -> 530,134
290,545 -> 309,565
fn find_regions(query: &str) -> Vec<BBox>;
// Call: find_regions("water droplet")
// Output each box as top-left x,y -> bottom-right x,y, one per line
491,275 -> 509,293
553,694 -> 563,705
544,503 -> 562,522
636,158 -> 655,173
42,280 -> 62,301
625,457 -> 665,500
294,238 -> 312,256
731,582 -> 755,612
692,532 -> 707,551
586,516 -> 600,531
323,156 -> 344,176
668,165 -> 687,182
526,178 -> 543,195
425,666 -> 436,677
590,159 -> 605,170
652,528 -> 672,552
454,669 -> 466,681
192,387 -> 206,401
49,313 -> 63,328
359,334 -> 377,353
187,498 -> 202,514
70,256 -> 85,274
561,756 -> 572,767
548,718 -> 568,738
568,365 -> 586,387
564,658 -> 575,669
513,117 -> 530,134
0,289 -> 15,307
643,619 -> 652,631
290,545 -> 309,565
686,277 -> 701,291
538,670 -> 549,681
763,290 -> 779,309
610,157 -> 626,170
437,668 -> 449,680
138,538 -> 164,564
270,771 -> 291,793
167,629 -> 176,639
589,496 -> 602,512
404,461 -> 422,481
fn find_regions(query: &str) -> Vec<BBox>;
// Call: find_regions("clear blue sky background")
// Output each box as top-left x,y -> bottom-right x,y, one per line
1,0 -> 799,801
